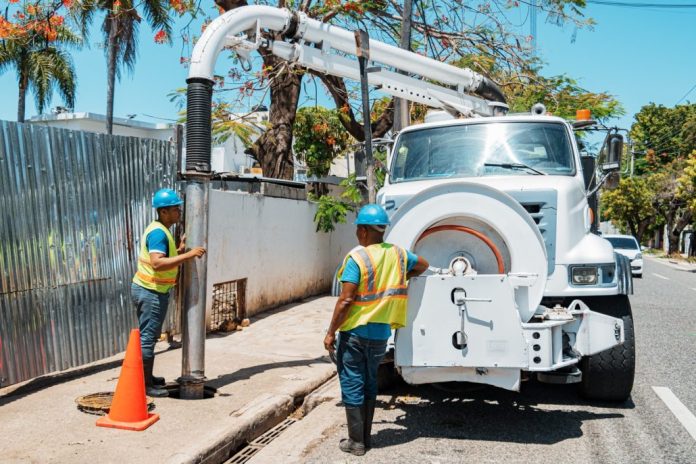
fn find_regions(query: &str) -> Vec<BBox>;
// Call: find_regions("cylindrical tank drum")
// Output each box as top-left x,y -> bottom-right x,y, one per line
385,182 -> 548,322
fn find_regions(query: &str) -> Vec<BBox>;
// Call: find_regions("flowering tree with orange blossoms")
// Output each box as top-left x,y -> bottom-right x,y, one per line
0,0 -> 80,121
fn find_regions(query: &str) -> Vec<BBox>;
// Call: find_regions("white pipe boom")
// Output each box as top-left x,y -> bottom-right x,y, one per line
189,5 -> 506,117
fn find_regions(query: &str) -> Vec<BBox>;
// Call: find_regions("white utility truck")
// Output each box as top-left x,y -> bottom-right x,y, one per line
187,5 -> 635,402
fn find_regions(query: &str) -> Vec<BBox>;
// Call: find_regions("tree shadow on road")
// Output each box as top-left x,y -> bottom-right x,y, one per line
372,380 -> 632,447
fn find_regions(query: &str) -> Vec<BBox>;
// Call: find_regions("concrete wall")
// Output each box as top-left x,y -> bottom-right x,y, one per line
207,190 -> 355,320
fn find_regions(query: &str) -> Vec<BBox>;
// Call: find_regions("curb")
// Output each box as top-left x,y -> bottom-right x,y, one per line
644,255 -> 696,273
165,368 -> 337,464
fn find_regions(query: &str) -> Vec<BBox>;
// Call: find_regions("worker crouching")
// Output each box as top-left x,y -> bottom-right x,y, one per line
324,204 -> 428,455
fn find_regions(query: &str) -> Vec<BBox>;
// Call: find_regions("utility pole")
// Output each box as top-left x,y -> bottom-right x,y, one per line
393,0 -> 413,133
355,30 -> 376,203
530,0 -> 538,56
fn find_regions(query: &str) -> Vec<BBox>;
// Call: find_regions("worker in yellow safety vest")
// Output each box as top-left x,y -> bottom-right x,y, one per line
324,204 -> 429,456
131,188 -> 206,397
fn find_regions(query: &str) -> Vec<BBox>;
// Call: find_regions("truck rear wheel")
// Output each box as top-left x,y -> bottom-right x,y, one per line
577,295 -> 635,402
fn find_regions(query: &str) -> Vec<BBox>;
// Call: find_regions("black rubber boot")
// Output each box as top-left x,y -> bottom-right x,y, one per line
363,399 -> 376,449
339,406 -> 365,456
151,357 -> 165,386
143,357 -> 168,397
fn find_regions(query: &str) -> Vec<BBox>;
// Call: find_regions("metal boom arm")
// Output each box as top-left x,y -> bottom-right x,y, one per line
188,5 -> 506,118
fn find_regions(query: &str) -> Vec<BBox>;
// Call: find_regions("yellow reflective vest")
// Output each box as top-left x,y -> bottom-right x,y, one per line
338,243 -> 409,331
132,221 -> 178,293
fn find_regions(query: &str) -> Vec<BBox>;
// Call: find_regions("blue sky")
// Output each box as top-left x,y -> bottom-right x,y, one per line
1,2 -> 695,132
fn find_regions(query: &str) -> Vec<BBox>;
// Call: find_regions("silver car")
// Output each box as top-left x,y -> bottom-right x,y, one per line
604,234 -> 643,278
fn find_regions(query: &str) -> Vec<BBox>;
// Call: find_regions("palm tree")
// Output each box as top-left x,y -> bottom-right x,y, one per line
0,17 -> 80,122
74,0 -> 171,134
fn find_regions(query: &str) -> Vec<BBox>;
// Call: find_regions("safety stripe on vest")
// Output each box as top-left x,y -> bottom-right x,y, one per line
354,248 -> 375,292
135,271 -> 177,285
398,247 -> 407,283
355,286 -> 408,302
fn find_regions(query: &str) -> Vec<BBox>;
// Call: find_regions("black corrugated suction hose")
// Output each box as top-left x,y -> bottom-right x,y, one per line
185,78 -> 214,172
475,76 -> 507,104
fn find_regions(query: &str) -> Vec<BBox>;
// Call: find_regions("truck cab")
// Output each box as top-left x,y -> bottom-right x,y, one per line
379,113 -> 629,302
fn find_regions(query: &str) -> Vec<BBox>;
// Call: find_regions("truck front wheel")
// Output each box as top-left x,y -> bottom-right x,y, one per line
577,295 -> 635,402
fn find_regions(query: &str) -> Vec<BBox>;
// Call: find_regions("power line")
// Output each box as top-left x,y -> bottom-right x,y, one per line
587,1 -> 696,8
675,83 -> 696,105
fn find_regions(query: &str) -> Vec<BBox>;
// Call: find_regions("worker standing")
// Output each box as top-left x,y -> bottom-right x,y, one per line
324,204 -> 429,456
131,188 -> 206,397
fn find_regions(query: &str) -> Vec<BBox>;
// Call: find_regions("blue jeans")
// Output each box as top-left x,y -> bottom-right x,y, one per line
131,282 -> 170,359
336,331 -> 388,407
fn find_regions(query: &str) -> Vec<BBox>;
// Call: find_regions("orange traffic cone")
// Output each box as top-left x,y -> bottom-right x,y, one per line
96,329 -> 160,431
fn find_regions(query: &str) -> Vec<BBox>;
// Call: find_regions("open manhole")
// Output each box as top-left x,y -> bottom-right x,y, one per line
75,392 -> 155,415
166,384 -> 217,399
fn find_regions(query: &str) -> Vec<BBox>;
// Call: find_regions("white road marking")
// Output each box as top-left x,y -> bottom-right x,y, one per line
652,273 -> 669,280
652,386 -> 696,441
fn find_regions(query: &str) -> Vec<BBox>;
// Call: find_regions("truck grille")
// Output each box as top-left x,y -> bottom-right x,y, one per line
509,191 -> 558,275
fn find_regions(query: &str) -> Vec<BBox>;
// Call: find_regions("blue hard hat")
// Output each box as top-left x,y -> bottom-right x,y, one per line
355,204 -> 390,226
152,188 -> 183,209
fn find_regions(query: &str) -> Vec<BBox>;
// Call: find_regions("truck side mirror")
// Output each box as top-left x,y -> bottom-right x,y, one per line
602,133 -> 623,172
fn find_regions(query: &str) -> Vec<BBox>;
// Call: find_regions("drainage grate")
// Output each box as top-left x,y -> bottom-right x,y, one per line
211,278 -> 247,332
224,418 -> 297,464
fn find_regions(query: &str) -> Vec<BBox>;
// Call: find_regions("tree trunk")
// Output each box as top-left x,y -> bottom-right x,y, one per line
636,219 -> 652,245
17,73 -> 27,123
246,55 -> 302,179
668,209 -> 693,254
105,15 -> 119,135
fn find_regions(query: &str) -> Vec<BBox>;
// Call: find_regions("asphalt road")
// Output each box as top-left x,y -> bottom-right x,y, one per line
295,257 -> 696,464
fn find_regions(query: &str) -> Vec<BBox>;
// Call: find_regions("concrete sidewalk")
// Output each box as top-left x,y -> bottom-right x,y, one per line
0,296 -> 338,464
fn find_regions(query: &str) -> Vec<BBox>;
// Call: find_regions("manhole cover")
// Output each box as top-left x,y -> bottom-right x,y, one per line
75,392 -> 155,416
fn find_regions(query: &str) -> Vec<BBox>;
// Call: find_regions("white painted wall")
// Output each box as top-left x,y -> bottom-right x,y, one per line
207,190 -> 356,320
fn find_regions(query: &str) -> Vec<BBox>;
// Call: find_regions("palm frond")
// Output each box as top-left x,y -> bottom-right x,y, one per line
142,0 -> 172,38
47,48 -> 77,108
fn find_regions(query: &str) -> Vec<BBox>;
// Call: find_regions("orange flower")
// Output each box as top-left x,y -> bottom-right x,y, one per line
63,0 -> 74,7
49,15 -> 65,27
154,30 -> 167,43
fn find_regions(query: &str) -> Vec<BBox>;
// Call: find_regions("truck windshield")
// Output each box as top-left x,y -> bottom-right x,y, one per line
390,122 -> 575,182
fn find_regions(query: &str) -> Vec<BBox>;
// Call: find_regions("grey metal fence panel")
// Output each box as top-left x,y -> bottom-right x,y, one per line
0,121 -> 180,387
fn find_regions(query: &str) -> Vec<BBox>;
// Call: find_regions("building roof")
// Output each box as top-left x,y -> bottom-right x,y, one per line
29,112 -> 174,130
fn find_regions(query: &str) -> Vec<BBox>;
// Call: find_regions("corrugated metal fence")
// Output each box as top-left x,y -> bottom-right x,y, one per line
0,121 -> 179,387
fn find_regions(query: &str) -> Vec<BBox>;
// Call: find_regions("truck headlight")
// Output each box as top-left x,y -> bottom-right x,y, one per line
634,252 -> 642,260
570,266 -> 598,285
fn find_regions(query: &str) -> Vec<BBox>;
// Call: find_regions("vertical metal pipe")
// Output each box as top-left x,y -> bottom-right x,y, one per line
179,180 -> 209,399
179,77 -> 214,399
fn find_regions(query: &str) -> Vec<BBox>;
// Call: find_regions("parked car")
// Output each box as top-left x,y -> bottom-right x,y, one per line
604,234 -> 643,277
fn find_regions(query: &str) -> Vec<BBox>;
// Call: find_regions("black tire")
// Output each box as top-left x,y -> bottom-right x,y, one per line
577,295 -> 635,402
634,273 -> 642,279
377,352 -> 402,391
